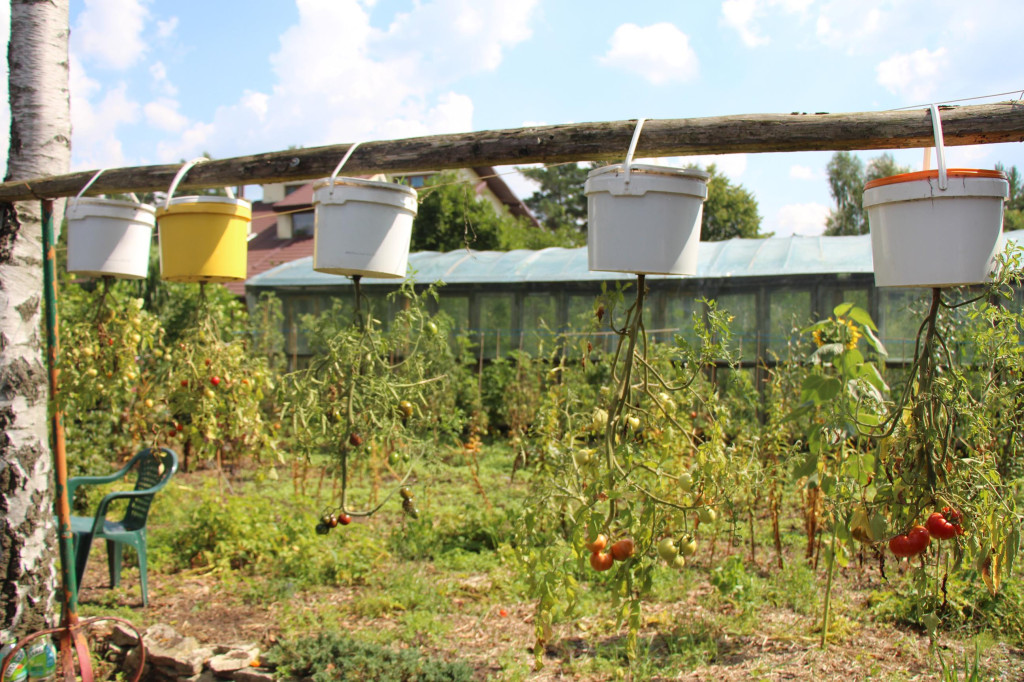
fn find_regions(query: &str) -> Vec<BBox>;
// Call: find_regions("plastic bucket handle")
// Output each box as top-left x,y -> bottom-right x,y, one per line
930,104 -> 948,191
75,168 -> 139,203
622,118 -> 646,186
327,142 -> 363,198
163,157 -> 235,209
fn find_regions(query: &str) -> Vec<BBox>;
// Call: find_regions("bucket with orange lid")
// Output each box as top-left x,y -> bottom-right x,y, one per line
863,106 -> 1009,287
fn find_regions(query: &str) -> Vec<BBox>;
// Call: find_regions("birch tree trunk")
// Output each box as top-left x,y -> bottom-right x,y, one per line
0,0 -> 70,639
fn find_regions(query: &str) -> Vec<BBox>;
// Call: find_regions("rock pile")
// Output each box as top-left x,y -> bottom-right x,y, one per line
98,623 -> 274,682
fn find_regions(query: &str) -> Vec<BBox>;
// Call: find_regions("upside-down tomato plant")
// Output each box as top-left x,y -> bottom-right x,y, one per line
278,280 -> 466,531
515,275 -> 736,663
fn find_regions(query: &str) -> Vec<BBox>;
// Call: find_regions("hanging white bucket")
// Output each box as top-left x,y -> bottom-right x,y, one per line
66,197 -> 156,279
312,177 -> 418,278
586,163 -> 710,275
864,169 -> 1008,287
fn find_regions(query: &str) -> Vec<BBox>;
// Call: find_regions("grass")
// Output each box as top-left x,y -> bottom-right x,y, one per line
75,441 -> 1024,681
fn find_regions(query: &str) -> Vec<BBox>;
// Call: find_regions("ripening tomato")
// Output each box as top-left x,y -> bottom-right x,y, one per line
590,551 -> 614,572
585,533 -> 608,553
349,432 -> 363,447
610,538 -> 635,561
338,513 -> 352,526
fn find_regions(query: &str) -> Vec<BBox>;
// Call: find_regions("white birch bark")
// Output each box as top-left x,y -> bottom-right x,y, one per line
1,0 -> 70,639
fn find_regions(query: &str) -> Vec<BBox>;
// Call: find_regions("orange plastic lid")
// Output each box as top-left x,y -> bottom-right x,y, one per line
864,168 -> 1007,190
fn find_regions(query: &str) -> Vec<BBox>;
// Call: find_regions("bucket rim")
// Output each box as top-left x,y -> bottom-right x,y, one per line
67,197 -> 156,213
162,195 -> 252,209
864,168 -> 1007,190
586,163 -> 711,182
313,176 -> 418,196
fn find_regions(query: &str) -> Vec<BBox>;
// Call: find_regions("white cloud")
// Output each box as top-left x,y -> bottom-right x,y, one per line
73,0 -> 150,70
876,47 -> 948,103
144,98 -> 188,132
722,0 -> 770,47
156,16 -> 178,39
381,0 -> 538,76
147,0 -> 534,162
722,0 -> 814,48
149,61 -> 177,97
599,23 -> 699,85
789,164 -> 816,180
70,60 -> 140,169
674,154 -> 748,179
775,202 -> 829,237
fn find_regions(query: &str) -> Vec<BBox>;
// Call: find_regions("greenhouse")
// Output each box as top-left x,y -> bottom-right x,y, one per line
246,229 -> 1024,367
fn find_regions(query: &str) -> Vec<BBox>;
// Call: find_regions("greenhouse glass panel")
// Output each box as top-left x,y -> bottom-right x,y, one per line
521,294 -> 559,356
569,293 -> 615,353
714,292 -> 758,361
768,290 -> 810,357
478,293 -> 514,358
879,289 -> 930,362
437,295 -> 470,334
663,293 -> 702,348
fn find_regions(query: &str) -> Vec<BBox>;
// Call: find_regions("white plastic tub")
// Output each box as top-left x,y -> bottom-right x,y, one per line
864,169 -> 1008,287
313,177 -> 418,278
66,197 -> 156,279
585,164 -> 710,275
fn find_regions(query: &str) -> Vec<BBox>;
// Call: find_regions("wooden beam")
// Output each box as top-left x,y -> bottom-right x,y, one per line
2,101 -> 1022,202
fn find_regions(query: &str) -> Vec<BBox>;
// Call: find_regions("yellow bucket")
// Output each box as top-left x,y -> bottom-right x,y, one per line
157,196 -> 251,283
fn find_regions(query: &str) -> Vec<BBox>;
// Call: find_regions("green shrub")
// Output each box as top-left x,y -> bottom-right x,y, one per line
267,632 -> 474,681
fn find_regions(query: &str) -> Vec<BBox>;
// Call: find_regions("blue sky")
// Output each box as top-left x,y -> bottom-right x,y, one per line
2,0 -> 1022,236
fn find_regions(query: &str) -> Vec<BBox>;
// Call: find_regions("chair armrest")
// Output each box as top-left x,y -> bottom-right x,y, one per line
91,488 -> 159,534
67,460 -> 134,501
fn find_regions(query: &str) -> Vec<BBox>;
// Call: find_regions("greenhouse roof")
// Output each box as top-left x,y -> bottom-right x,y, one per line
246,231 -> 1024,288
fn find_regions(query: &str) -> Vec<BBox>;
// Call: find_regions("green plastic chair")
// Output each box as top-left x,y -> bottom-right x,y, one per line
68,447 -> 178,606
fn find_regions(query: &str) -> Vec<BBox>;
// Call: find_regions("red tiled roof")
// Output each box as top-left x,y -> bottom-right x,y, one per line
223,202 -> 314,296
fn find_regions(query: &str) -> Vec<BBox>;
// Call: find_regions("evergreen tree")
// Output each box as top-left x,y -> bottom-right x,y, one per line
519,163 -> 592,234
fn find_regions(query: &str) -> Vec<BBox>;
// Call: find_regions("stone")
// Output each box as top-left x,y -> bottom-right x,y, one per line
209,648 -> 259,677
110,623 -> 140,648
231,669 -> 275,682
142,624 -> 210,676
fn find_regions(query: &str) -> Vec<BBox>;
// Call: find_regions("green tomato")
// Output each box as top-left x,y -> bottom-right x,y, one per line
678,472 -> 693,493
573,449 -> 594,467
657,537 -> 678,563
679,534 -> 697,557
698,507 -> 717,524
671,555 -> 687,570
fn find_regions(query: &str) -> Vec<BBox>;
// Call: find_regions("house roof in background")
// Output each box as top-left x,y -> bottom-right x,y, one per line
223,201 -> 314,296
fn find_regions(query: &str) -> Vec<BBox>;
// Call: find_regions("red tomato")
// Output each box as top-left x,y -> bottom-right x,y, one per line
338,513 -> 352,526
210,376 -> 221,386
906,525 -> 931,555
590,551 -> 614,571
926,512 -> 959,540
889,534 -> 911,558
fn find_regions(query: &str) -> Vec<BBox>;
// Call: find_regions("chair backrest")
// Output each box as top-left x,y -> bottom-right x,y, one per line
122,448 -> 179,531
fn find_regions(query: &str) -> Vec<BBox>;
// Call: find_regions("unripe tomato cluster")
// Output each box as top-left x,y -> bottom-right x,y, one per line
315,510 -> 353,535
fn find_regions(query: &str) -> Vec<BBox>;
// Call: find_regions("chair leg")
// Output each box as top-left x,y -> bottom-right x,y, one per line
74,533 -> 94,591
106,540 -> 123,588
137,542 -> 148,608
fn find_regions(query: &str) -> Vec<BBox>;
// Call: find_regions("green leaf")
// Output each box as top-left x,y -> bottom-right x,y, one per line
800,376 -> 841,404
843,305 -> 878,331
793,451 -> 819,480
857,361 -> 889,392
869,513 -> 888,541
839,348 -> 864,376
861,324 -> 888,357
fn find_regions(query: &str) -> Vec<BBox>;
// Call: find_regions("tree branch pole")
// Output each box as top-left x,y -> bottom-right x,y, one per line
1,102 -> 1023,202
